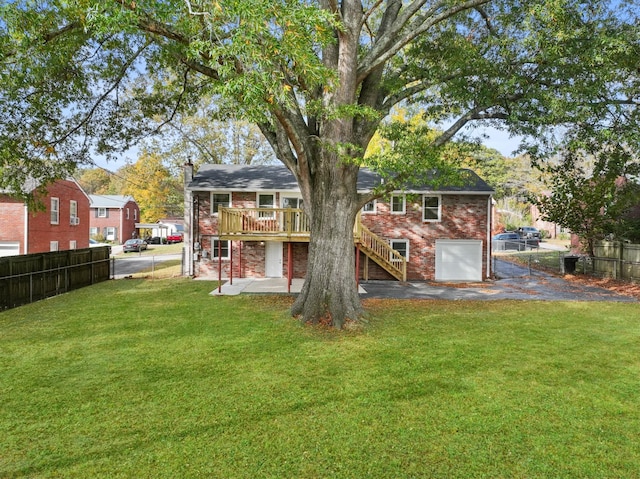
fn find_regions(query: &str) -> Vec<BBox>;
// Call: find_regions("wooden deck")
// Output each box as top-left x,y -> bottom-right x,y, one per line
218,207 -> 310,242
217,207 -> 407,280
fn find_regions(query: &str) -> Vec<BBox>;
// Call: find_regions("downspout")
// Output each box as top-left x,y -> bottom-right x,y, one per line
487,196 -> 493,279
23,203 -> 29,254
183,161 -> 194,276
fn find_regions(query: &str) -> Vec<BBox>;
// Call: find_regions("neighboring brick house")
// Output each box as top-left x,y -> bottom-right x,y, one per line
0,178 -> 90,257
88,195 -> 140,244
184,164 -> 494,282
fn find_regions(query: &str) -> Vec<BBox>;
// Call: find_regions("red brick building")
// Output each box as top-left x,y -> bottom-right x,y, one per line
184,164 -> 494,282
0,178 -> 90,257
88,195 -> 140,244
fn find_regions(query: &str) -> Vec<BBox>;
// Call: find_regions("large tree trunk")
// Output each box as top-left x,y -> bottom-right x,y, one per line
289,0 -> 367,328
291,163 -> 365,329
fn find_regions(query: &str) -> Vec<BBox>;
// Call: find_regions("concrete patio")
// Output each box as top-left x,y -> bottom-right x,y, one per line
210,278 -> 367,295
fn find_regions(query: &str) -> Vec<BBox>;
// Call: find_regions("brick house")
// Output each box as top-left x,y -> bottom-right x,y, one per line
88,195 -> 140,244
184,164 -> 494,282
0,178 -> 90,257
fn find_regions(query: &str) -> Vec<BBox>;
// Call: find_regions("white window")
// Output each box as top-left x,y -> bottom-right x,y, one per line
98,207 -> 107,218
50,198 -> 59,224
362,200 -> 376,214
423,195 -> 441,222
0,241 -> 20,257
105,227 -> 116,241
69,240 -> 77,250
50,241 -> 59,252
390,239 -> 409,261
281,196 -> 303,209
70,200 -> 78,224
212,239 -> 230,260
258,193 -> 275,218
211,193 -> 231,215
390,195 -> 406,214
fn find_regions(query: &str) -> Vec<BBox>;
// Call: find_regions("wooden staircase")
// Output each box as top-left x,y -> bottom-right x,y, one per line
354,222 -> 407,282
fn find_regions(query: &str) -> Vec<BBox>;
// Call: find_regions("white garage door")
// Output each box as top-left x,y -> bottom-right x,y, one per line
0,241 -> 20,258
435,240 -> 483,282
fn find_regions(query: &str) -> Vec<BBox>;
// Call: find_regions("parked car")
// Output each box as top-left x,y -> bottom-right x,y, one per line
145,236 -> 165,245
492,232 -> 539,251
492,233 -> 522,251
123,238 -> 148,253
517,226 -> 541,240
89,239 -> 109,247
166,233 -> 183,244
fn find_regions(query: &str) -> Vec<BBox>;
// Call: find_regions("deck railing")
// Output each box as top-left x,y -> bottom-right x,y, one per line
218,207 -> 311,239
218,207 -> 406,280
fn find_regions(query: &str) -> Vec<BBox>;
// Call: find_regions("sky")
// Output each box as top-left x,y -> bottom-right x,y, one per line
464,126 -> 523,157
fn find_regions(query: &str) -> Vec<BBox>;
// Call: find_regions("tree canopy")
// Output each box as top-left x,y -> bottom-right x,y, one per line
533,137 -> 640,255
120,152 -> 183,222
2,0 -> 639,326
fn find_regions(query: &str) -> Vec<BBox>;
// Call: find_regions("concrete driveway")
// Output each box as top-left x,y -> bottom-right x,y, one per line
211,259 -> 637,302
360,260 -> 637,302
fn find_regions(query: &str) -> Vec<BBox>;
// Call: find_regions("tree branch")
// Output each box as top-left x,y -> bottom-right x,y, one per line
50,42 -> 151,148
358,0 -> 491,83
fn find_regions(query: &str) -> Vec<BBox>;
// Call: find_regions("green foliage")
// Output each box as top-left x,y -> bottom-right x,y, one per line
363,118 -> 466,195
1,0 -> 638,201
1,1 -> 637,181
460,150 -> 543,200
75,167 -> 113,195
533,138 -> 640,255
122,151 -> 183,221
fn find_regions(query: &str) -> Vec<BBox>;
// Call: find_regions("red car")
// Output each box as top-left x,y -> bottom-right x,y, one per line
167,233 -> 183,244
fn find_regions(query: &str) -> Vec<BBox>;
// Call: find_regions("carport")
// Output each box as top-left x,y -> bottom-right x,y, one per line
135,223 -> 170,240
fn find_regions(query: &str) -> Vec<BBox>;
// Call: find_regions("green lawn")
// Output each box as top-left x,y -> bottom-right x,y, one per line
1,279 -> 639,478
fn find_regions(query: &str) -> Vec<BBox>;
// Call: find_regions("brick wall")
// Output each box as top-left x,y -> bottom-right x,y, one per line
121,200 -> 139,242
192,190 -> 491,281
360,194 -> 491,280
0,196 -> 26,252
90,200 -> 140,244
28,180 -> 90,253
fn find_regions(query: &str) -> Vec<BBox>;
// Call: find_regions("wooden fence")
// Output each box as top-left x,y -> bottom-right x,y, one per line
0,246 -> 111,311
591,241 -> 640,281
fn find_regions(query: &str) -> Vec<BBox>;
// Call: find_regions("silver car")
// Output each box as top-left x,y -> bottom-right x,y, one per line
123,239 -> 148,253
517,226 -> 541,239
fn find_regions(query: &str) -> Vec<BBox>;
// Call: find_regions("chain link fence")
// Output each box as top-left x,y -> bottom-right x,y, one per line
493,241 -> 640,282
111,250 -> 185,279
493,244 -> 578,279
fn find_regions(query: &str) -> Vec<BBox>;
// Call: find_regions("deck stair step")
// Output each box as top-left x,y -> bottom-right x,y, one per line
355,223 -> 407,281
